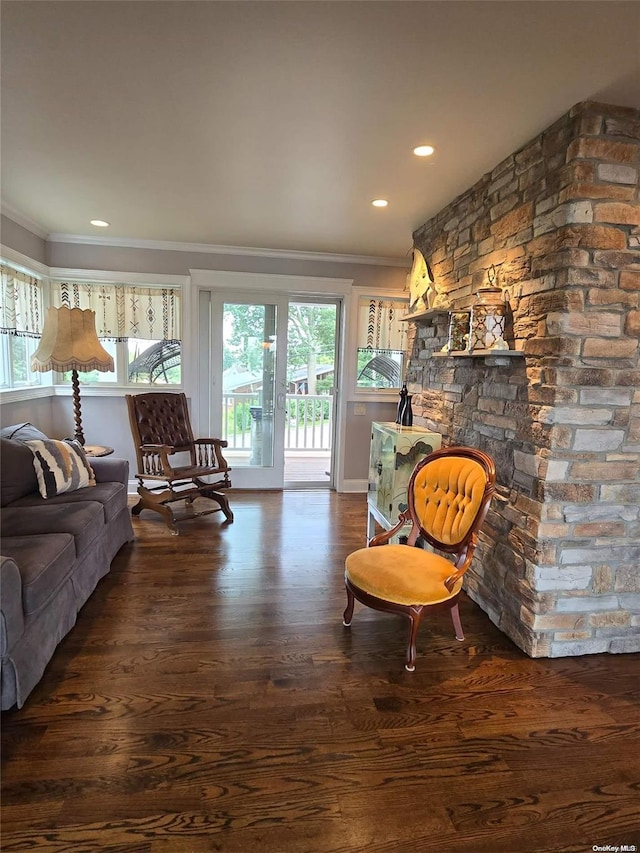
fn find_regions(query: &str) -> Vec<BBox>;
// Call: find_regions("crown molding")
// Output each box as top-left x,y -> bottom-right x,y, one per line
0,244 -> 50,278
48,267 -> 188,287
190,268 -> 354,296
46,232 -> 411,268
1,204 -> 49,240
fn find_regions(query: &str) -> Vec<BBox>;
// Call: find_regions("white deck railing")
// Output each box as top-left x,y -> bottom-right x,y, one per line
222,392 -> 333,451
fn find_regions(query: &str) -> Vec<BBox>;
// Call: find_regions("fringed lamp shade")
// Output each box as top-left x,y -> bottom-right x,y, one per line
31,307 -> 114,445
31,307 -> 114,373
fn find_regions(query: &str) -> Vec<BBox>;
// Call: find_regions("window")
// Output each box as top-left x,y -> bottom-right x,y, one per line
355,295 -> 408,390
5,335 -> 43,388
60,339 -> 118,385
0,263 -> 44,390
51,280 -> 181,386
127,338 -> 181,384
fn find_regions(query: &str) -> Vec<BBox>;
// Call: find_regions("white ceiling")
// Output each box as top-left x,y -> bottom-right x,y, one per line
1,1 -> 639,261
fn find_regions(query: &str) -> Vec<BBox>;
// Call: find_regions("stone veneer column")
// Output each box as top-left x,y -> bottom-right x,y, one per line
409,101 -> 639,657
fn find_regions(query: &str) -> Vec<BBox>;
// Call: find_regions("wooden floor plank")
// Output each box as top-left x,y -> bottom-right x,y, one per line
2,491 -> 639,852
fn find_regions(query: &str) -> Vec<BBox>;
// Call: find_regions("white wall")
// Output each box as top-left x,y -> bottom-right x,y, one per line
1,215 -> 47,265
342,400 -> 398,484
0,394 -> 54,436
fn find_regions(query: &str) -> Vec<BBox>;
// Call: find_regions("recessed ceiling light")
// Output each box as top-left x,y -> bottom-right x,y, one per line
90,219 -> 110,227
371,199 -> 388,208
413,145 -> 435,157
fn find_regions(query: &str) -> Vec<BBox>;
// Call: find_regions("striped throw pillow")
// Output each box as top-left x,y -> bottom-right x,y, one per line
25,439 -> 96,499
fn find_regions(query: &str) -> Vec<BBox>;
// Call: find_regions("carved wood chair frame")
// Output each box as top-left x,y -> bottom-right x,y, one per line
344,445 -> 496,671
126,392 -> 233,535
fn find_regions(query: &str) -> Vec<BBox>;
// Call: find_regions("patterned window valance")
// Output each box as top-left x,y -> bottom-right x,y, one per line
356,296 -> 407,354
51,281 -> 181,341
0,264 -> 44,337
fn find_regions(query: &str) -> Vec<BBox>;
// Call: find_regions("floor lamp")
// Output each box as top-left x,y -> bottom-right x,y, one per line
31,306 -> 114,445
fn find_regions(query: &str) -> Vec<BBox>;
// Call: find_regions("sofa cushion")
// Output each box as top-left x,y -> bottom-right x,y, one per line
1,502 -> 104,556
0,422 -> 49,442
0,438 -> 40,506
0,534 -> 76,616
9,481 -> 126,523
25,438 -> 95,499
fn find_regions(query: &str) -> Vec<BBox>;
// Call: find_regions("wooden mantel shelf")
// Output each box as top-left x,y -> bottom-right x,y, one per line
401,307 -> 453,321
402,308 -> 523,365
432,349 -> 524,366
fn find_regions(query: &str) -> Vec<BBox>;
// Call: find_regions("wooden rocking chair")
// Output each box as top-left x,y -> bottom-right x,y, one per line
126,392 -> 233,534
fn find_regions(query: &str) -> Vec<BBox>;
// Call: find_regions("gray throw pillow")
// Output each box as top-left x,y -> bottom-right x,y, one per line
0,438 -> 40,506
0,423 -> 49,442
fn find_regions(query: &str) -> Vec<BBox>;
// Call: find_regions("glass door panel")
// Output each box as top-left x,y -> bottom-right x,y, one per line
222,301 -> 277,471
198,289 -> 340,490
284,300 -> 339,486
203,294 -> 287,489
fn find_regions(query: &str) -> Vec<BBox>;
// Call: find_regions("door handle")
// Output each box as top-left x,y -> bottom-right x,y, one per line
277,393 -> 286,409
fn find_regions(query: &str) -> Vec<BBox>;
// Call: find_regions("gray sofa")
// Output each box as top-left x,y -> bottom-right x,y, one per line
0,423 -> 134,710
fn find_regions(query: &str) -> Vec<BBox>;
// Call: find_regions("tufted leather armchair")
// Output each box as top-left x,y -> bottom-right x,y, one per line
126,392 -> 233,534
343,446 -> 495,671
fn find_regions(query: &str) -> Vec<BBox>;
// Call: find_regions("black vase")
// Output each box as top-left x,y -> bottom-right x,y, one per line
396,384 -> 413,427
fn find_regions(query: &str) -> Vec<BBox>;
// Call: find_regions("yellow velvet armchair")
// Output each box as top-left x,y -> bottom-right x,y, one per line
344,446 -> 496,671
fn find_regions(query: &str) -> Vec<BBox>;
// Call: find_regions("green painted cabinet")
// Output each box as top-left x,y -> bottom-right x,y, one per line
367,421 -> 442,538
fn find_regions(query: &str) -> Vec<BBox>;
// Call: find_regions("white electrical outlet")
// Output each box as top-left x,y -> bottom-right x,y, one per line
354,403 -> 367,415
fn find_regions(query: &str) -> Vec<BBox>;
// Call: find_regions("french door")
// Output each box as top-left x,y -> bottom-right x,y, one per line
197,289 -> 340,490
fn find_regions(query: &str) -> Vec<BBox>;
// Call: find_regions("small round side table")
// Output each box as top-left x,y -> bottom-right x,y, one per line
83,445 -> 114,458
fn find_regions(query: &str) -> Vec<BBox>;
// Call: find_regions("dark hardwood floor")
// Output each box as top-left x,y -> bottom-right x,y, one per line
2,491 -> 639,853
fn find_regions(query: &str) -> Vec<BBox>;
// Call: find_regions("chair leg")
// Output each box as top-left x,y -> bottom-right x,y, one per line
138,502 -> 180,534
157,504 -> 180,535
343,584 -> 355,627
405,606 -> 424,672
200,487 -> 234,523
450,600 -> 465,641
131,490 -> 180,535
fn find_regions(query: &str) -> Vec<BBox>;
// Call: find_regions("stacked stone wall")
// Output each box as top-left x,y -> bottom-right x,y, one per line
409,101 -> 639,657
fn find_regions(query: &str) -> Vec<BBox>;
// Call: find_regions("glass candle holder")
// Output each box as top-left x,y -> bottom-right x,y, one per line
447,311 -> 471,352
469,287 -> 507,351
